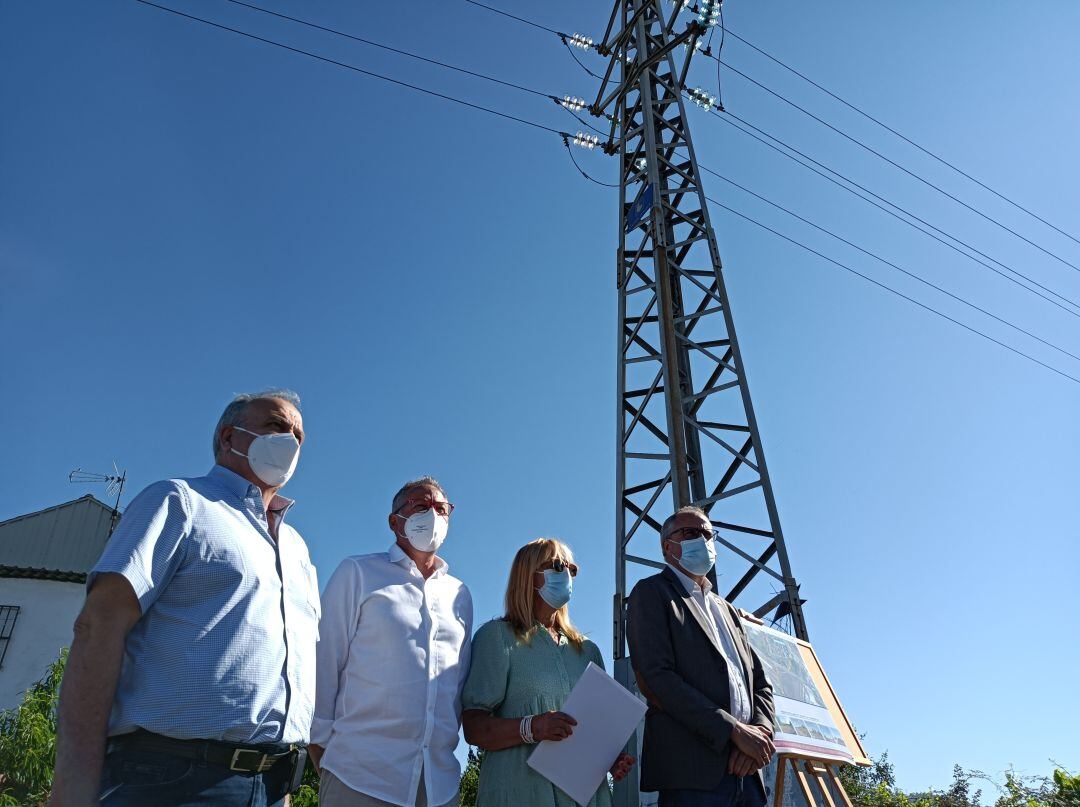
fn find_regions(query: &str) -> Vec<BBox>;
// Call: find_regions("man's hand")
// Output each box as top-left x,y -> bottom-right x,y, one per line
728,748 -> 761,777
730,722 -> 774,768
609,753 -> 636,782
308,744 -> 324,774
530,711 -> 578,742
737,608 -> 765,626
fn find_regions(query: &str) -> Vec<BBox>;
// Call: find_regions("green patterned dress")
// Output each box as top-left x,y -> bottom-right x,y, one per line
461,619 -> 615,807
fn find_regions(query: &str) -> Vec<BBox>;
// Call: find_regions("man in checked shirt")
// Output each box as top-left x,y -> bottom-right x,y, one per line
50,389 -> 319,807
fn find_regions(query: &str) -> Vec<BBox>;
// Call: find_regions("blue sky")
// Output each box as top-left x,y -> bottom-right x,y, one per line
2,0 -> 1078,793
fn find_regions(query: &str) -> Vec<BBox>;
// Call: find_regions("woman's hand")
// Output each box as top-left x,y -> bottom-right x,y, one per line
530,711 -> 578,741
609,753 -> 636,782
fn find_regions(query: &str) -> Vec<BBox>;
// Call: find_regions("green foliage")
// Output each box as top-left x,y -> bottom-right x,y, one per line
0,647 -> 68,807
290,755 -> 322,807
837,742 -> 1078,807
838,750 -> 935,807
459,747 -> 483,807
1053,769 -> 1080,804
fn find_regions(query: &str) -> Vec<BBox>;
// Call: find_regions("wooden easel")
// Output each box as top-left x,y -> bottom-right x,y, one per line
772,754 -> 854,807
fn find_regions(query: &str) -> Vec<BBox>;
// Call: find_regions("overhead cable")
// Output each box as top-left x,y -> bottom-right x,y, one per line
453,0 -> 1080,298
710,54 -> 1080,274
721,26 -> 1080,248
701,166 -> 1080,364
707,198 -> 1080,387
133,0 -> 566,136
461,0 -> 564,36
220,0 -> 607,140
563,138 -> 619,187
221,0 -> 553,99
702,107 -> 1080,319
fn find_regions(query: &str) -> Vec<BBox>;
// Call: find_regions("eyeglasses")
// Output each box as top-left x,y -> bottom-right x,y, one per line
399,498 -> 455,517
538,558 -> 579,577
667,526 -> 715,542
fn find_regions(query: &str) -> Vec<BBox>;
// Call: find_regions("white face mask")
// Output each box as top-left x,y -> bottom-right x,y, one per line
230,427 -> 300,488
395,507 -> 449,553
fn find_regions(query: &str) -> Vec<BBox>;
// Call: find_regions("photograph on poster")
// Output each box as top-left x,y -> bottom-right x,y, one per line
744,623 -> 853,763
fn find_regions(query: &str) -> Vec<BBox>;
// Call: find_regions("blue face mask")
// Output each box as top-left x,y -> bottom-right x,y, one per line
673,536 -> 717,576
537,568 -> 573,609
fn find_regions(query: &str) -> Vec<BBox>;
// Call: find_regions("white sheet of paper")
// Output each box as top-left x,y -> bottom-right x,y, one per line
526,662 -> 647,806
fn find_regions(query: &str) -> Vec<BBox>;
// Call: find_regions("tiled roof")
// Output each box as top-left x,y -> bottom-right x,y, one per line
0,565 -> 87,584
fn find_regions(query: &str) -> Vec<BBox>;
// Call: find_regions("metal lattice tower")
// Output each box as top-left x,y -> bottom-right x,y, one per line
590,7 -> 808,798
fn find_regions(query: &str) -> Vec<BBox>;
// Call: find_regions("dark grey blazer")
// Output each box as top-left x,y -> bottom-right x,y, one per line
627,567 -> 775,794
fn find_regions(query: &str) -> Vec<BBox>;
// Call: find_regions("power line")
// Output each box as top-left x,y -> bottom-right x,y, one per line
140,0 -> 1080,385
460,0 -> 565,37
721,26 -> 1080,249
452,0 -> 1080,315
561,36 -> 603,79
563,137 -> 618,187
219,1 -> 608,137
709,53 -> 1080,275
221,0 -> 554,99
701,166 -> 1080,364
132,0 -> 567,137
703,107 -> 1080,320
457,0 -> 1080,274
707,198 -> 1080,387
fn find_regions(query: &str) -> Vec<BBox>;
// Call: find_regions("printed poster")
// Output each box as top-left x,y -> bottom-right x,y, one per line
744,622 -> 853,763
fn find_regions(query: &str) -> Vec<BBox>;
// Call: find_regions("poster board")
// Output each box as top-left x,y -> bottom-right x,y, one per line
797,640 -> 869,766
744,623 -> 868,765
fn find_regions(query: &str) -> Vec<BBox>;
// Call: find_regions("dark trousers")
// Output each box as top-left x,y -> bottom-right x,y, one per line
100,745 -> 291,806
659,774 -> 768,807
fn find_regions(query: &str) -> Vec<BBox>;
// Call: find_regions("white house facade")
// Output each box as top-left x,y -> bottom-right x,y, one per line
0,495 -> 114,709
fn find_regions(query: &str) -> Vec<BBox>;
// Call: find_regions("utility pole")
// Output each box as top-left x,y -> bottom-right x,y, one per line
591,3 -> 808,801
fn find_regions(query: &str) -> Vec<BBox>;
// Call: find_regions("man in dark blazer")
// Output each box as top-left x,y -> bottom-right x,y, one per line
627,505 -> 775,807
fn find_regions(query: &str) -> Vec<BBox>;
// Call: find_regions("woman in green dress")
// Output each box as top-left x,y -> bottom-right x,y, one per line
461,538 -> 635,807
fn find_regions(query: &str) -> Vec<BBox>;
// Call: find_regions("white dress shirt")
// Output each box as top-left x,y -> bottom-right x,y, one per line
312,543 -> 473,807
667,563 -> 752,723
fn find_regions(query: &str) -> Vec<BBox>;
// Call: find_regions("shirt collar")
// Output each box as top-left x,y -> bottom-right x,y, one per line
207,464 -> 295,516
667,562 -> 712,596
388,541 -> 448,577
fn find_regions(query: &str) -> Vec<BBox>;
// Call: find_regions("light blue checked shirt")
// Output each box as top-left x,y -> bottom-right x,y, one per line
89,465 -> 320,745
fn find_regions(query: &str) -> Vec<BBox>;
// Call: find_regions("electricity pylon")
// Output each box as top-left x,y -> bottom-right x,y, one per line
591,4 -> 808,800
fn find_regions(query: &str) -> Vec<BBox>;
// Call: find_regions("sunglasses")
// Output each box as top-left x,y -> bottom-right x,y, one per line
399,497 -> 455,517
538,558 -> 579,577
667,526 -> 716,541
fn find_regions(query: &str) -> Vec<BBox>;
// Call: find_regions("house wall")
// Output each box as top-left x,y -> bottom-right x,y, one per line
0,577 -> 85,709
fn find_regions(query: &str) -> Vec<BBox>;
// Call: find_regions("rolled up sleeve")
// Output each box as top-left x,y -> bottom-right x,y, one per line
87,480 -> 192,613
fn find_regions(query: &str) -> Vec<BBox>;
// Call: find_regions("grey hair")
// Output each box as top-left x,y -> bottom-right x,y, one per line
212,388 -> 302,458
660,505 -> 710,541
391,476 -> 447,514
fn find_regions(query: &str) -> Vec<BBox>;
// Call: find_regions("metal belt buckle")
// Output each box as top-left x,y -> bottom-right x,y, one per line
230,748 -> 274,773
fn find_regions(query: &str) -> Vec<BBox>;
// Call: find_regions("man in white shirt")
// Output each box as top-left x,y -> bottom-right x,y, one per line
311,477 -> 473,807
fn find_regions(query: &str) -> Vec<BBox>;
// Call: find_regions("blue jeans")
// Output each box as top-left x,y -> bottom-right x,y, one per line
100,745 -> 291,806
659,774 -> 767,807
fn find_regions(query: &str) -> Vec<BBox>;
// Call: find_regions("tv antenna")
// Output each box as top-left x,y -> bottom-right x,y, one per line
69,463 -> 127,537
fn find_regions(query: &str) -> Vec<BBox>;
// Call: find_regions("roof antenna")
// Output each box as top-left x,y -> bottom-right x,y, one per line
69,463 -> 127,537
